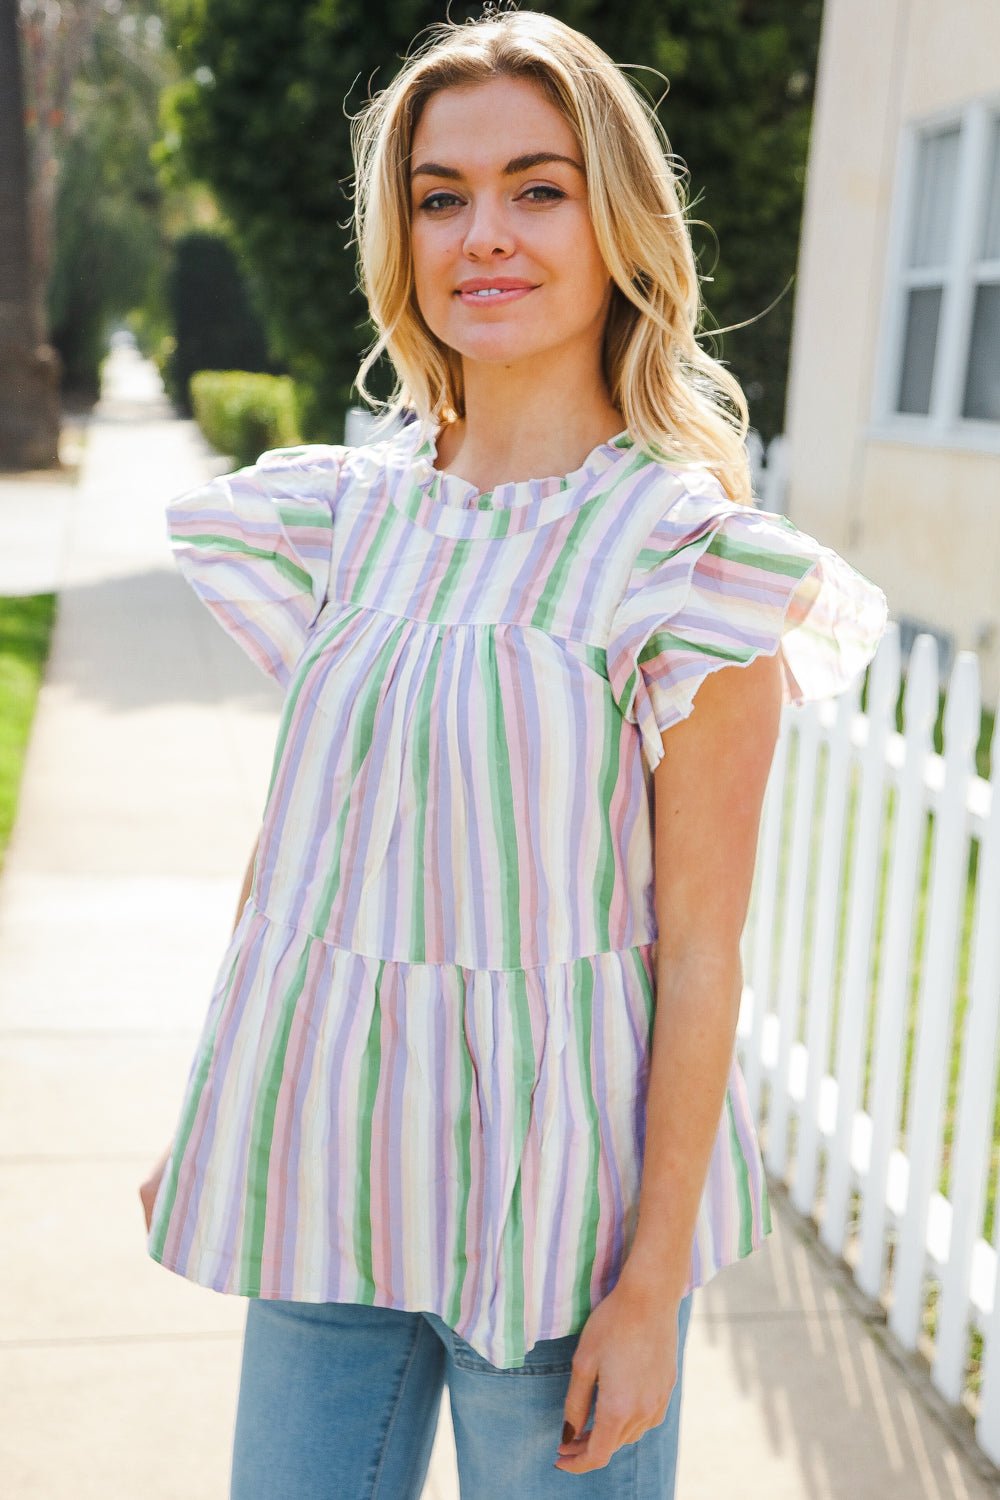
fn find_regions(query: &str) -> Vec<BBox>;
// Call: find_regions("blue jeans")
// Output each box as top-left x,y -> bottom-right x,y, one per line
230,1292 -> 694,1499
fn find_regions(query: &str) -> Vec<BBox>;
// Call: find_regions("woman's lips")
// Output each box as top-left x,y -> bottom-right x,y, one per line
456,286 -> 536,306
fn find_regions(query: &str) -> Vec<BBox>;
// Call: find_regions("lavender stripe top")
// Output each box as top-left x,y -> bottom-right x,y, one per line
147,416 -> 889,1368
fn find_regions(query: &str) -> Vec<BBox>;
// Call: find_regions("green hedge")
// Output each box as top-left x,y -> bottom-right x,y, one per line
190,370 -> 301,468
165,230 -> 275,414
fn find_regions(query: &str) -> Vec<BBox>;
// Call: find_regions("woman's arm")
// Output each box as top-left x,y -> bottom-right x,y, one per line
138,831 -> 260,1231
232,830 -> 259,927
556,649 -> 783,1475
620,648 -> 783,1293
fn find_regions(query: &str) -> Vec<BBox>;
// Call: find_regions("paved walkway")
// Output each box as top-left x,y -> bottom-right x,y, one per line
1,348 -> 997,1498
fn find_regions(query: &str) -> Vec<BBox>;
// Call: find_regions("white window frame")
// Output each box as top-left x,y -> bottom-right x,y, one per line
871,94 -> 1000,454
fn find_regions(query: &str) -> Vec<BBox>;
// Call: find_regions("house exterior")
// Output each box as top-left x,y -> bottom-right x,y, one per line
783,0 -> 1000,706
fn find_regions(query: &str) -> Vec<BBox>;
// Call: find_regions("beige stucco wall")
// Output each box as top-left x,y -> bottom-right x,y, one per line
784,0 -> 1000,706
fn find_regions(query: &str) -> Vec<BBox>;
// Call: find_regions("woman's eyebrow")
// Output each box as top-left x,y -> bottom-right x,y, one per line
410,151 -> 585,181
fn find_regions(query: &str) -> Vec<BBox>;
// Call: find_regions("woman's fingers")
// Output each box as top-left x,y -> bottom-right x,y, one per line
571,1401 -> 629,1470
556,1377 -> 676,1471
559,1361 -> 596,1454
138,1151 -> 170,1232
138,1176 -> 157,1232
556,1390 -> 628,1472
556,1278 -> 684,1471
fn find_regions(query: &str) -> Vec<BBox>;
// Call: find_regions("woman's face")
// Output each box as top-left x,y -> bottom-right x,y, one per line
408,75 -> 614,380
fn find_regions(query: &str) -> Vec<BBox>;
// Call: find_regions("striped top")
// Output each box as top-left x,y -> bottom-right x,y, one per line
147,416 -> 889,1368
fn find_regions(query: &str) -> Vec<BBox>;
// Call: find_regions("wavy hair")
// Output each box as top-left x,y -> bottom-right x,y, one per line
350,9 -> 752,506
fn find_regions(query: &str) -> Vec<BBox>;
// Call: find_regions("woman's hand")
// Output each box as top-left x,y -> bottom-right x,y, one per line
138,1146 -> 171,1233
555,1274 -> 683,1474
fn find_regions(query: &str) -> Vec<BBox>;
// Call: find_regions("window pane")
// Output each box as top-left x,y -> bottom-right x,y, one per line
962,283 -> 1000,420
897,286 -> 942,414
908,128 -> 960,268
982,116 -> 1000,260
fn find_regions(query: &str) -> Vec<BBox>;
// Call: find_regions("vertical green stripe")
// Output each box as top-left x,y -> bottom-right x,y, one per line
264,610 -> 359,805
446,970 -> 474,1328
348,506 -> 400,600
407,633 -> 443,964
502,972 -> 535,1364
314,622 -> 407,932
628,944 -> 657,1047
725,1091 -> 754,1256
569,962 -> 602,1323
239,941 -> 312,1293
592,682 -> 622,950
428,537 -> 478,620
529,496 -> 606,631
354,959 -> 385,1303
527,451 -> 650,632
147,950 -> 242,1261
481,630 -> 521,968
615,659 -> 640,718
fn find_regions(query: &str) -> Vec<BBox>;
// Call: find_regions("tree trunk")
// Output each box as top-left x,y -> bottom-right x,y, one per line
0,0 -> 60,469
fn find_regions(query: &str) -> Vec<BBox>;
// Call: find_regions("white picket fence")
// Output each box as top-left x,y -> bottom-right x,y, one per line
747,429 -> 789,514
737,620 -> 1000,1467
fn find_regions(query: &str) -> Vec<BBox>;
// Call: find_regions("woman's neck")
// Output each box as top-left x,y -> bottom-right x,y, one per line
434,365 -> 623,490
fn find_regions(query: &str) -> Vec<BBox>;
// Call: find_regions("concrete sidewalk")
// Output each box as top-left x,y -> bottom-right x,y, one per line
1,348 -> 996,1498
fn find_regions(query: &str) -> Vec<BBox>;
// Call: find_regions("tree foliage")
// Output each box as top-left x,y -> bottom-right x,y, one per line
164,229 -> 274,411
162,0 -> 821,442
29,4 -> 173,394
47,29 -> 166,390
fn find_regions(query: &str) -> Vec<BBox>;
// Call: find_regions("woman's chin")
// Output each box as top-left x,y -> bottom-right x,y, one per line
442,333 -> 559,372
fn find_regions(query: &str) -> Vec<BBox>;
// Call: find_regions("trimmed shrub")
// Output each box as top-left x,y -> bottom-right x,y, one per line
190,370 -> 301,467
165,230 -> 274,413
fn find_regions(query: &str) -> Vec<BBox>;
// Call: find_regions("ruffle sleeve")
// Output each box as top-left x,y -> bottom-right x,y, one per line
165,444 -> 345,687
606,474 -> 890,772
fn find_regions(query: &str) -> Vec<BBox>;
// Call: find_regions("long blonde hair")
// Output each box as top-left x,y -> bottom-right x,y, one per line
350,10 -> 752,506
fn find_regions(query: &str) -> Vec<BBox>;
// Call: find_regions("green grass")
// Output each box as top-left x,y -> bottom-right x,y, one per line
0,594 -> 58,873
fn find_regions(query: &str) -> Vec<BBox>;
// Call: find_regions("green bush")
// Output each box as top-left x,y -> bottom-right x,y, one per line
190,370 -> 301,467
165,230 -> 275,413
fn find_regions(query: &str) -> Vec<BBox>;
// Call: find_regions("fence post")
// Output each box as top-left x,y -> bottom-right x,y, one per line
792,684 -> 859,1218
889,653 -> 981,1352
744,720 -> 790,1121
769,704 -> 821,1178
936,667 -> 999,1420
820,639 -> 897,1259
857,631 -> 934,1300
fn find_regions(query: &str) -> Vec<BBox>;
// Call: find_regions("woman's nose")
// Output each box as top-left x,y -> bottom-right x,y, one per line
462,198 -> 515,258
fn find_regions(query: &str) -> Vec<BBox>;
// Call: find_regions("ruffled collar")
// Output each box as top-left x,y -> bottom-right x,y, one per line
384,418 -> 637,538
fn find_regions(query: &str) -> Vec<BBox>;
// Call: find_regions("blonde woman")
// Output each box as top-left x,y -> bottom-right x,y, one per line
140,10 -> 888,1496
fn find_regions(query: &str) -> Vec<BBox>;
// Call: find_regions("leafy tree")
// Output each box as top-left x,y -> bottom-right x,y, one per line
19,0 -> 104,348
598,0 -> 823,442
43,5 -> 172,395
161,0 -> 820,442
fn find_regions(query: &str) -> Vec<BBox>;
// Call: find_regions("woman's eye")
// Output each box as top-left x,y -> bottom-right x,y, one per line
416,185 -> 566,214
521,186 -> 565,203
418,192 -> 463,213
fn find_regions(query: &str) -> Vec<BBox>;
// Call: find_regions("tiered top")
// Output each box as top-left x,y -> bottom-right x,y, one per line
146,415 -> 889,1368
